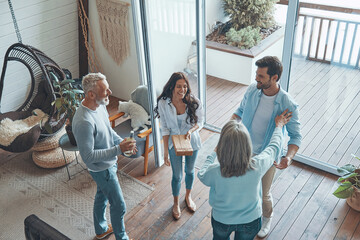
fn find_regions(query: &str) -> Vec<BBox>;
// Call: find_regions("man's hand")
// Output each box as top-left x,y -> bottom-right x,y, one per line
119,139 -> 137,154
274,156 -> 291,170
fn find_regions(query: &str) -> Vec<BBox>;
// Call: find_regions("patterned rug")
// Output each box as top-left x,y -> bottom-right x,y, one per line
0,151 -> 153,239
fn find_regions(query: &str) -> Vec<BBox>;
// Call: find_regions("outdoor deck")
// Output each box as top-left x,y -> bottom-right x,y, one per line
205,57 -> 360,168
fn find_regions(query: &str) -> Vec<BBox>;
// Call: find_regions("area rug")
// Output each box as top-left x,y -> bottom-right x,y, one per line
0,151 -> 153,239
195,133 -> 220,169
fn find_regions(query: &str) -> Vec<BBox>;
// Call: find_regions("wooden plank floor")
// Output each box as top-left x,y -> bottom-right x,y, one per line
115,132 -> 359,240
198,58 -> 360,169
1,58 -> 359,239
106,67 -> 359,239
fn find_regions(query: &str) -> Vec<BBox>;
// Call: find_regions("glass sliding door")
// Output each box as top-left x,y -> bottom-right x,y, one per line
137,0 -> 201,166
286,1 -> 360,172
204,1 -> 289,130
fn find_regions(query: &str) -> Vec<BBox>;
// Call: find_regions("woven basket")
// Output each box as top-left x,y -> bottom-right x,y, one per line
32,147 -> 76,168
32,127 -> 66,151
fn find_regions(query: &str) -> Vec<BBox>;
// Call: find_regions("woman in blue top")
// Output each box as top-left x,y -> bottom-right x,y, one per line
198,110 -> 291,240
155,72 -> 204,220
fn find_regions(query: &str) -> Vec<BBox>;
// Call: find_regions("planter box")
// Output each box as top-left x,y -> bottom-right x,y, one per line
206,27 -> 285,85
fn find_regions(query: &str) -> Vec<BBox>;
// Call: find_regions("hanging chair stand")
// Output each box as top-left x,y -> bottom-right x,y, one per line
0,1 -> 69,152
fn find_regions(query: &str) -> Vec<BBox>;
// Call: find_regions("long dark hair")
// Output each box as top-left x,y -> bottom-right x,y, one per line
154,72 -> 199,125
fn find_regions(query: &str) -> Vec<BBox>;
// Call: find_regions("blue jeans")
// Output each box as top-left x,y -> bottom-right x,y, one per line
169,147 -> 198,196
89,164 -> 129,240
211,216 -> 261,240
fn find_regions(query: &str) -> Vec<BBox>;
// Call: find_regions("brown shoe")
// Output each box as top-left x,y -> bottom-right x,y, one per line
96,224 -> 113,239
185,198 -> 196,212
172,205 -> 181,220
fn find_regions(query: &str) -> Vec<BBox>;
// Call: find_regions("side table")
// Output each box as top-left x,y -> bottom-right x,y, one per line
59,134 -> 86,180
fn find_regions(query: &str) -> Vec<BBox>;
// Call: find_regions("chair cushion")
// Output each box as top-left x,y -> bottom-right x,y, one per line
0,111 -> 42,152
28,81 -> 53,114
113,119 -> 153,158
131,85 -> 150,114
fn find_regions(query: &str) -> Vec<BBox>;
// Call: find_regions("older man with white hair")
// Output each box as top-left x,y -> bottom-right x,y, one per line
73,72 -> 136,240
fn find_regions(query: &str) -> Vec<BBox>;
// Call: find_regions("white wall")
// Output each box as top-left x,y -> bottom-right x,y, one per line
145,0 -> 226,95
89,0 -> 140,101
0,0 -> 79,112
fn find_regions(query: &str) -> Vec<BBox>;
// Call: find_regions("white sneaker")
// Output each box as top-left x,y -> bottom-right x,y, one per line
257,216 -> 272,238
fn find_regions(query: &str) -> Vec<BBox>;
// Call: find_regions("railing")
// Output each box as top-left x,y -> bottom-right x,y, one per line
279,1 -> 360,68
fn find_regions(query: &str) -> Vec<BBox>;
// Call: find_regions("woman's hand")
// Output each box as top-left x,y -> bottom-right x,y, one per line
275,109 -> 292,128
185,130 -> 192,141
164,151 -> 170,166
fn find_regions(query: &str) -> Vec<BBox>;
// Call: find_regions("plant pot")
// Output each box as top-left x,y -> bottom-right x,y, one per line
205,27 -> 284,85
65,124 -> 77,146
346,186 -> 360,211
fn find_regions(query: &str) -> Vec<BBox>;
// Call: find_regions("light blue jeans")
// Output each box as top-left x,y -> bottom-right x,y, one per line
169,147 -> 199,196
89,164 -> 129,240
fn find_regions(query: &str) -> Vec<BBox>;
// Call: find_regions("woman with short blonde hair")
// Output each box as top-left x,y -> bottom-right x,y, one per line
216,121 -> 254,177
198,110 -> 292,240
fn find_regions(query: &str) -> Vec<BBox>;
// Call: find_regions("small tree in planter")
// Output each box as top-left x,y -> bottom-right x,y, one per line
222,0 -> 278,49
206,0 -> 284,85
333,154 -> 360,211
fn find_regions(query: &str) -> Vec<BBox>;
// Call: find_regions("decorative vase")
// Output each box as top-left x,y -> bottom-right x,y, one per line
65,124 -> 77,146
346,186 -> 360,211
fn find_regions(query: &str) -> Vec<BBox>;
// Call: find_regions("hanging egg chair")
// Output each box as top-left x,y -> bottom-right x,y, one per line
0,43 -> 68,152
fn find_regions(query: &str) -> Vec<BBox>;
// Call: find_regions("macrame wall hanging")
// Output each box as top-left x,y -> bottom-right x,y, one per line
96,0 -> 130,66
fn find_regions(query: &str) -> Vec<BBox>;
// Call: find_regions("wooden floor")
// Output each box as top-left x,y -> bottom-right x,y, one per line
106,60 -> 360,240
1,59 -> 359,239
203,57 -> 360,168
288,58 -> 360,168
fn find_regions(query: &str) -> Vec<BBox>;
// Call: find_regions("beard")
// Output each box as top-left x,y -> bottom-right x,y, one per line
96,97 -> 109,106
256,80 -> 271,90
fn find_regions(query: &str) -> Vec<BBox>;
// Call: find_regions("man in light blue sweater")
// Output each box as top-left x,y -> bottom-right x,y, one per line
72,73 -> 136,240
231,56 -> 302,237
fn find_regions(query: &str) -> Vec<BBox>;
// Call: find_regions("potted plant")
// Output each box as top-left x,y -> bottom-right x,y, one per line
206,0 -> 284,85
333,154 -> 360,211
47,72 -> 84,146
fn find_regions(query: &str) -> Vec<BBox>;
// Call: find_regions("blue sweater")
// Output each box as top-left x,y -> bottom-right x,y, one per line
72,104 -> 123,171
234,83 -> 301,158
197,127 -> 282,225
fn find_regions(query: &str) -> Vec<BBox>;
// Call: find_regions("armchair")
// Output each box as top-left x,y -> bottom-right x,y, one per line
109,85 -> 153,176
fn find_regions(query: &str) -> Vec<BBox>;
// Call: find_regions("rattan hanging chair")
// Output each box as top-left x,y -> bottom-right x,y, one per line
0,43 -> 68,152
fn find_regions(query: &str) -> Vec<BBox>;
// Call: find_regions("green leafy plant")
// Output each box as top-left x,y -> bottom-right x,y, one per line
222,0 -> 277,31
226,26 -> 262,49
220,0 -> 278,50
49,72 -> 84,127
333,154 -> 360,199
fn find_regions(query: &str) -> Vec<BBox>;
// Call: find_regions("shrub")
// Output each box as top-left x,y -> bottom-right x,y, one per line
226,26 -> 262,49
222,0 -> 277,31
